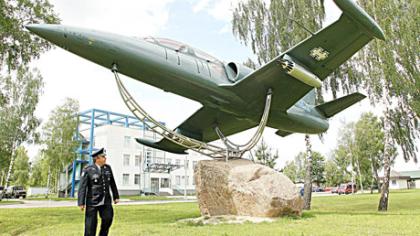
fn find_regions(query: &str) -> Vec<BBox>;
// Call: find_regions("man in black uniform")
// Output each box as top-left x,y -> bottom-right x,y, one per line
78,148 -> 119,236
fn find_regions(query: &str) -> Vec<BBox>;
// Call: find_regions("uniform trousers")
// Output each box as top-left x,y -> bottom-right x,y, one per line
84,204 -> 114,236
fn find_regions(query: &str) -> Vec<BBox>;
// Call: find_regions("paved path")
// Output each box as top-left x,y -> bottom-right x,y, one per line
0,193 -> 342,209
0,199 -> 196,209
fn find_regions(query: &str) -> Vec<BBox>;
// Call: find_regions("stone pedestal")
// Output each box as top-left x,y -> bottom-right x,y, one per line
194,159 -> 303,217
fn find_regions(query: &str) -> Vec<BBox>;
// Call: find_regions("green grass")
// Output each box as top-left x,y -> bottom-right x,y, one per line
0,200 -> 23,205
1,190 -> 420,236
25,196 -> 76,201
25,195 -> 171,201
120,195 -> 173,201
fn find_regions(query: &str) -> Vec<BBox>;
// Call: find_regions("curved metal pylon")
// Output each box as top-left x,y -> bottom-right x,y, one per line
112,66 -> 272,160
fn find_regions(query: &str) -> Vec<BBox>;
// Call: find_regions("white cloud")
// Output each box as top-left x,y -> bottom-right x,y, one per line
192,0 -> 211,13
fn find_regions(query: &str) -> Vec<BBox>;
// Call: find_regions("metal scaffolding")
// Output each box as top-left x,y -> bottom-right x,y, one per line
69,108 -> 147,197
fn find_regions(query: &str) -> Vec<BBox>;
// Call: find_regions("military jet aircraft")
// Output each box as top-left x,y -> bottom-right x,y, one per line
27,0 -> 384,155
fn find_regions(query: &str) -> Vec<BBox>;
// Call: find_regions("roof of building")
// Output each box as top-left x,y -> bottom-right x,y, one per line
388,170 -> 410,180
399,170 -> 420,179
381,170 -> 420,180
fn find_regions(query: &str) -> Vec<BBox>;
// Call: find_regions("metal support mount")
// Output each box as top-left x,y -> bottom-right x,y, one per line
111,64 -> 272,160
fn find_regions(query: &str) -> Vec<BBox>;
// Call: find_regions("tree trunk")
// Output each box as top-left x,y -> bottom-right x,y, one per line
355,156 -> 364,193
1,145 -> 16,200
370,157 -> 380,194
303,134 -> 313,210
46,166 -> 51,198
65,165 -> 68,197
373,163 -> 380,194
378,94 -> 393,211
378,152 -> 391,211
370,160 -> 375,194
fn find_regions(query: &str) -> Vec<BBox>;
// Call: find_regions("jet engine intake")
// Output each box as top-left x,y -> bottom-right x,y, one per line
279,55 -> 322,88
225,62 -> 253,83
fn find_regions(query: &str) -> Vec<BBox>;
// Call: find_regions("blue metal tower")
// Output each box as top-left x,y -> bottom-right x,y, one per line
69,108 -> 147,197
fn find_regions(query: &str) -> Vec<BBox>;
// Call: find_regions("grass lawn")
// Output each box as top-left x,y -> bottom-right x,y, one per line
119,195 -> 172,201
25,196 -> 76,201
1,190 -> 419,236
25,195 -> 172,201
0,200 -> 23,205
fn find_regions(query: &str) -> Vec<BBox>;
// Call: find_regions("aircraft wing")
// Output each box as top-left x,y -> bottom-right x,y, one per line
136,106 -> 257,154
224,0 -> 384,111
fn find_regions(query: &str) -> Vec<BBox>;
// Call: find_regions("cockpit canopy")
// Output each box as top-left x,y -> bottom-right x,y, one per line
143,37 -> 220,63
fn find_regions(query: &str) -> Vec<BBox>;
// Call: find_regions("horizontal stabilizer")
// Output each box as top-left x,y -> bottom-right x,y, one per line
275,130 -> 293,137
316,92 -> 366,118
136,138 -> 188,155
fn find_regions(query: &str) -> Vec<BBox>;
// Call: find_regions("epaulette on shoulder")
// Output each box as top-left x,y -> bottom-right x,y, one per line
84,165 -> 95,171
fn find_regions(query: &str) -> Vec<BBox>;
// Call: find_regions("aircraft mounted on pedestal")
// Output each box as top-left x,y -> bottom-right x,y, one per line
27,0 -> 384,158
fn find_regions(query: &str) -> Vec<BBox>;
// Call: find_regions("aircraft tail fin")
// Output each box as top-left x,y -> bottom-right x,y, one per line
136,138 -> 188,155
315,92 -> 366,118
303,89 -> 316,105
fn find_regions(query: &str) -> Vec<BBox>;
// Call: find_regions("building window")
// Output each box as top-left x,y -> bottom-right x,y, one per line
161,178 -> 170,188
123,154 -> 130,166
176,176 -> 180,185
182,176 -> 189,185
146,149 -> 152,161
124,136 -> 131,148
193,161 -> 197,170
134,174 -> 140,185
176,159 -> 181,166
392,180 -> 397,185
184,160 -> 189,168
135,155 -> 141,167
192,176 -> 195,185
123,174 -> 129,185
166,158 -> 172,164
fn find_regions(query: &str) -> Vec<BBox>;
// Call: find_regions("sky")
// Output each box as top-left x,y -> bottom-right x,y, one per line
29,0 -> 419,171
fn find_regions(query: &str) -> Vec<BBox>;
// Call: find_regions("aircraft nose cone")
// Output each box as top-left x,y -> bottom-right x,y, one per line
25,24 -> 65,46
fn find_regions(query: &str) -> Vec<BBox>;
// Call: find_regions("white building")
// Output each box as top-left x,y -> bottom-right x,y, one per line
66,109 -> 211,197
379,170 -> 420,190
87,124 -> 209,195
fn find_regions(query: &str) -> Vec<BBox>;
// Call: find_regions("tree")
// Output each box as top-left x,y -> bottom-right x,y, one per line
346,0 -> 419,211
332,113 -> 395,194
282,161 -> 298,182
354,113 -> 385,193
303,135 -> 313,210
282,152 -> 306,183
0,0 -> 60,200
11,146 -> 30,187
253,138 -> 278,168
41,98 -> 79,195
0,0 -> 60,71
311,151 -> 326,186
29,156 -> 48,187
0,66 -> 43,198
324,159 -> 347,187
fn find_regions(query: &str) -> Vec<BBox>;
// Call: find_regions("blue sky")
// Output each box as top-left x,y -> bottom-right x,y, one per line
29,0 -> 418,171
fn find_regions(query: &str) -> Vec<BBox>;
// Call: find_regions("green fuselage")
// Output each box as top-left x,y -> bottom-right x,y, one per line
27,25 -> 329,134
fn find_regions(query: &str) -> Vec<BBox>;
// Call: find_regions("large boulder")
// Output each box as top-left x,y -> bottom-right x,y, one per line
195,159 -> 303,217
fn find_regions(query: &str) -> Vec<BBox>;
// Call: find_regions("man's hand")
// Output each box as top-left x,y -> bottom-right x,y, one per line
114,199 -> 119,204
79,205 -> 85,211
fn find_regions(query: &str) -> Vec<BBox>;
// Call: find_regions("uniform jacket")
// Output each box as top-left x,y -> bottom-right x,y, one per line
78,164 -> 119,206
